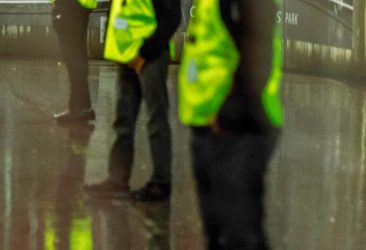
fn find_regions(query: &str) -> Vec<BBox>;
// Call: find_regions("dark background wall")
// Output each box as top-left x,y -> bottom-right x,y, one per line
0,0 -> 363,79
178,0 -> 358,78
282,0 -> 358,78
284,0 -> 352,48
0,2 -> 108,58
0,0 -> 194,59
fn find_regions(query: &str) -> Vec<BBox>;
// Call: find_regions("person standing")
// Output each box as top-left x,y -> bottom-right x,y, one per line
85,0 -> 181,201
179,0 -> 283,248
52,0 -> 97,125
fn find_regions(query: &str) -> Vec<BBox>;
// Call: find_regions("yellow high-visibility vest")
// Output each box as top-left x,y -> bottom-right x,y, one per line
179,0 -> 283,127
78,0 -> 98,9
178,0 -> 240,126
262,21 -> 283,127
104,0 -> 157,64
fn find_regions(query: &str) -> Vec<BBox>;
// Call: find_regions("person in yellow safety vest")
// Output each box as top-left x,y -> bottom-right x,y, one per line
51,0 -> 98,125
179,0 -> 283,249
84,0 -> 181,201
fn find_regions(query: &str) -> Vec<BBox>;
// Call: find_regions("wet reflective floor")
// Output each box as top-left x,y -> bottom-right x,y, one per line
0,58 -> 204,250
1,59 -> 366,249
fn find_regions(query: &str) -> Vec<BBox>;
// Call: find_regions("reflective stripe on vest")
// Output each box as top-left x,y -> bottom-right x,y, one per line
104,0 -> 157,64
78,0 -> 98,9
179,0 -> 284,127
178,0 -> 240,126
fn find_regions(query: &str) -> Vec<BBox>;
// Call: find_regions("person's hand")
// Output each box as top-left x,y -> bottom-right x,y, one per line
129,56 -> 146,73
211,119 -> 234,137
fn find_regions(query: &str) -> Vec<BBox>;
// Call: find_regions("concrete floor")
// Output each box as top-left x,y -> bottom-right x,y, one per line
0,58 -> 366,249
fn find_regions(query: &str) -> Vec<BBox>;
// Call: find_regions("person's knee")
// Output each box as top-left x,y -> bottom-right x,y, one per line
147,114 -> 170,136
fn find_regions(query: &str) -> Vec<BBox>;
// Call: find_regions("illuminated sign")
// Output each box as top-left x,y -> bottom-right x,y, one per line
277,11 -> 299,26
189,5 -> 300,26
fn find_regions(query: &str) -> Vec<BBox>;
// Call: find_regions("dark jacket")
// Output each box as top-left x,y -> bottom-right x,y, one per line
53,0 -> 85,12
217,0 -> 279,134
140,0 -> 182,61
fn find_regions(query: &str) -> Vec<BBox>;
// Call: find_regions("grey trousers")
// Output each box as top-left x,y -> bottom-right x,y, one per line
109,51 -> 172,184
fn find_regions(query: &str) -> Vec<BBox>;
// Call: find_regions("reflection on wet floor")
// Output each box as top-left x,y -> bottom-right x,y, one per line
0,58 -> 203,250
267,74 -> 366,250
2,59 -> 366,249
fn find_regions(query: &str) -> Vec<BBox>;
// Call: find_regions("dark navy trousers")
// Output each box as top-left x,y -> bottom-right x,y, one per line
191,127 -> 278,250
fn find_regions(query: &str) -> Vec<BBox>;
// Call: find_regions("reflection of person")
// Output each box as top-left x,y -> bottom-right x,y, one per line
89,203 -> 132,250
55,127 -> 92,249
85,0 -> 181,201
52,0 -> 97,125
88,202 -> 170,249
179,0 -> 283,249
134,203 -> 170,249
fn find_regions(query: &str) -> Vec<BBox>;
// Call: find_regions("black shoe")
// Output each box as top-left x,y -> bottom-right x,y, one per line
132,181 -> 171,202
54,109 -> 95,125
84,178 -> 130,199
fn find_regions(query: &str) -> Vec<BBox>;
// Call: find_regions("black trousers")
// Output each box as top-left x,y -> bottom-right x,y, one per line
191,128 -> 278,250
52,3 -> 92,112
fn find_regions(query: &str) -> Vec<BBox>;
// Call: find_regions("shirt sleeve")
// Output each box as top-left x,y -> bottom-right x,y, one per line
217,0 -> 277,133
139,0 -> 182,61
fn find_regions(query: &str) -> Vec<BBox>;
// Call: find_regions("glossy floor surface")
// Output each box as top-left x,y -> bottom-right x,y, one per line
0,58 -> 366,249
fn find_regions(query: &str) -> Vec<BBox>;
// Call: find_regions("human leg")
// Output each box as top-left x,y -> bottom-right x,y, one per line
52,4 -> 94,124
133,51 -> 172,201
109,65 -> 142,184
191,127 -> 223,249
84,66 -> 141,197
192,128 -> 278,249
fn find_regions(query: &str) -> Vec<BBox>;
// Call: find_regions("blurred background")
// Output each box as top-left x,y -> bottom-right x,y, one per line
1,0 -> 366,250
